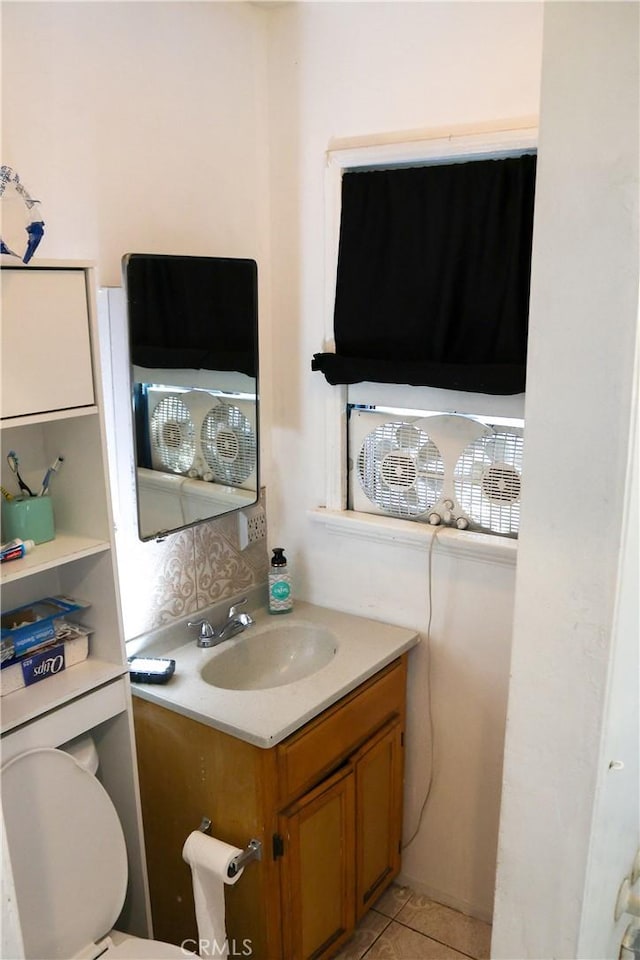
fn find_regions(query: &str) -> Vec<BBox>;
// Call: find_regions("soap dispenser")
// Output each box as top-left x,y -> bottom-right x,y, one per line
269,547 -> 293,614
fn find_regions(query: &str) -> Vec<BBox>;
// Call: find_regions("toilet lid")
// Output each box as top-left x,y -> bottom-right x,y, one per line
2,747 -> 128,960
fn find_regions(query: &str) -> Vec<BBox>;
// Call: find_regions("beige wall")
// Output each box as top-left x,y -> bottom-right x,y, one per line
265,1 -> 543,919
493,5 -> 640,957
1,2 -> 270,285
2,0 -> 545,921
2,1 -> 272,637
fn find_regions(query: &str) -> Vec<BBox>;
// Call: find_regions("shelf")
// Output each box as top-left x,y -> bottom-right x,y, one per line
1,406 -> 98,430
0,261 -> 152,940
0,658 -> 127,734
1,257 -> 96,270
0,533 -> 111,585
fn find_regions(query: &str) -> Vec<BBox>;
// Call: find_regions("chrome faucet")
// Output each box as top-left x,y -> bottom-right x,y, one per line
188,598 -> 254,648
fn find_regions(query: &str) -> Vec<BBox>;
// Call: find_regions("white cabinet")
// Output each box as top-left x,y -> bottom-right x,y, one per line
0,261 -> 125,724
0,259 -> 151,948
1,267 -> 95,420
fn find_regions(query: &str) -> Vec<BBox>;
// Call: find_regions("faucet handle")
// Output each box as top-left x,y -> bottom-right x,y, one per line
188,618 -> 215,639
227,598 -> 248,618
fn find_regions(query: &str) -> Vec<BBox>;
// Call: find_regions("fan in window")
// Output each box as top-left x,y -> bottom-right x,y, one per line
355,420 -> 445,518
200,401 -> 257,487
149,395 -> 196,474
454,430 -> 524,535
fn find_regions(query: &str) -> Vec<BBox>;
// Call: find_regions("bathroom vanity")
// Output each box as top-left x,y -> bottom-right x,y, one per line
131,604 -> 418,959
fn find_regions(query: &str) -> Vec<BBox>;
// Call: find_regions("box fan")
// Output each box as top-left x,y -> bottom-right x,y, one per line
349,409 -> 524,537
146,387 -> 257,491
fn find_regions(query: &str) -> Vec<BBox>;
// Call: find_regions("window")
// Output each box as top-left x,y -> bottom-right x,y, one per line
314,148 -> 537,395
347,404 -> 525,537
314,126 -> 537,541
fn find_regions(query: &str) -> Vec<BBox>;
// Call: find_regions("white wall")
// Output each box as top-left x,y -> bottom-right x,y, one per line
1,1 -> 274,639
492,4 -> 640,958
2,0 -> 552,926
265,1 -> 543,919
578,349 -> 639,959
1,1 -> 270,286
4,3 -> 637,945
1,0 -> 273,514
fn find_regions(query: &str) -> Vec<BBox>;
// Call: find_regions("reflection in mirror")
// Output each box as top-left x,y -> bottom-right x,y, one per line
123,254 -> 259,541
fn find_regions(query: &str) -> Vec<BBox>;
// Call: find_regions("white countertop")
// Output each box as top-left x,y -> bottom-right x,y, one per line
130,601 -> 419,748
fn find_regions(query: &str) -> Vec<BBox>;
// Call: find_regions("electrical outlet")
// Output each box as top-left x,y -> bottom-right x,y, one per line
238,504 -> 267,550
247,508 -> 267,543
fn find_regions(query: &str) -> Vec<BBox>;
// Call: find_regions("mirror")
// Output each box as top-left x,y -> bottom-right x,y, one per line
123,253 -> 259,541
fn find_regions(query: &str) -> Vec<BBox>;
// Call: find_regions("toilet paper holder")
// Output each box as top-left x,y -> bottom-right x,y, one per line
198,816 -> 262,878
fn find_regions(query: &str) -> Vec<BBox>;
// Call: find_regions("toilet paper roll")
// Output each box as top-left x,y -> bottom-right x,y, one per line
182,831 -> 244,959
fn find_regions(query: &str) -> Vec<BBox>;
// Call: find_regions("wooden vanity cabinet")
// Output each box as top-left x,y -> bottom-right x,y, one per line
132,654 -> 407,960
278,765 -> 356,960
354,718 -> 404,918
278,717 -> 403,959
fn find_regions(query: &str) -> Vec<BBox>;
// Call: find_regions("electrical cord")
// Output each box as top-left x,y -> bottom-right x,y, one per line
402,524 -> 442,850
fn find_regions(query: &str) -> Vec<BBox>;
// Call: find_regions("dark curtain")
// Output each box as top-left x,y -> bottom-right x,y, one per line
126,255 -> 258,378
312,154 -> 536,394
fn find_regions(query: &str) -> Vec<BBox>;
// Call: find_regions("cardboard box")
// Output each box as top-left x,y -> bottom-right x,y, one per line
0,595 -> 89,660
0,623 -> 90,697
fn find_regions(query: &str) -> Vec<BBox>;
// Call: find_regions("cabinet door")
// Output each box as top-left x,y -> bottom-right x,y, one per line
279,766 -> 356,960
355,719 -> 404,919
1,268 -> 94,419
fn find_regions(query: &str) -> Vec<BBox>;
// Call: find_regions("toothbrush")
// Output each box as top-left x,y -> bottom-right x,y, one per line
6,451 -> 34,498
39,456 -> 64,497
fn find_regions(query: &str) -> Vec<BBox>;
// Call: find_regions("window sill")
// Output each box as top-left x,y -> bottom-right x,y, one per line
308,508 -> 518,567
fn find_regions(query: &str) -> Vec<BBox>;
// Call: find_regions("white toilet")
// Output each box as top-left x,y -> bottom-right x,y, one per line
2,745 -> 195,960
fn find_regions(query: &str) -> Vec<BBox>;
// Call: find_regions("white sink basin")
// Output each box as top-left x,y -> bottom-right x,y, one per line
200,621 -> 338,690
129,600 -> 419,747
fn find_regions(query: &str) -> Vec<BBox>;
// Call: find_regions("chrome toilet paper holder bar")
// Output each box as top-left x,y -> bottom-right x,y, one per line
228,838 -> 262,878
198,817 -> 262,878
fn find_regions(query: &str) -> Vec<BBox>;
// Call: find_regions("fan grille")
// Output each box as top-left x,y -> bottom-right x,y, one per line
201,402 -> 256,486
380,453 -> 417,490
482,464 -> 522,503
454,431 -> 523,535
150,396 -> 195,473
357,421 -> 444,518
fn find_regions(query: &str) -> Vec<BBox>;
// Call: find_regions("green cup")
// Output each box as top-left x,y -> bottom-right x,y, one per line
2,496 -> 55,545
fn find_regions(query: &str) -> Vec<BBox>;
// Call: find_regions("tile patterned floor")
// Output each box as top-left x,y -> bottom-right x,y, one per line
334,884 -> 492,960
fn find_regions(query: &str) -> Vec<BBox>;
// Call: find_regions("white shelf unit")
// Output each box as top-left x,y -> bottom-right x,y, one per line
0,533 -> 111,585
0,260 -> 152,948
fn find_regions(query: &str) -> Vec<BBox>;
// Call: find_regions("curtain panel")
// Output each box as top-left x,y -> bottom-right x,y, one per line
312,154 -> 537,394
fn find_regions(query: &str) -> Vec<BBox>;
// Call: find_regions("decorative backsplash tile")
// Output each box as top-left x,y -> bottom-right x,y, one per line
150,528 -> 198,625
194,509 -> 268,608
120,490 -> 268,639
